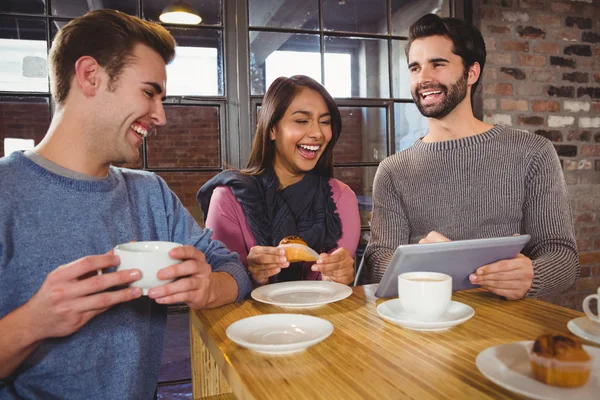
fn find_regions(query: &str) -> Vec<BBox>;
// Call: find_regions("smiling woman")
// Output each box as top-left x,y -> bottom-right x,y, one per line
197,75 -> 360,288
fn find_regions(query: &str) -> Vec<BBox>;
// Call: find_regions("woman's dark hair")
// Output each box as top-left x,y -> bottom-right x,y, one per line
244,75 -> 342,177
405,14 -> 487,95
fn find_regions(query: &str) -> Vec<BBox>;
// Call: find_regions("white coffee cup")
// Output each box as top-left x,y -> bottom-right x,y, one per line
583,287 -> 600,324
398,272 -> 452,322
114,241 -> 182,295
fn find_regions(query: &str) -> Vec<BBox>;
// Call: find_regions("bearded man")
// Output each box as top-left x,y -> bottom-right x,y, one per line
363,14 -> 579,300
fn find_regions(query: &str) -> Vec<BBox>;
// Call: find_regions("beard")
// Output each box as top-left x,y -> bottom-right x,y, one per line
412,72 -> 468,119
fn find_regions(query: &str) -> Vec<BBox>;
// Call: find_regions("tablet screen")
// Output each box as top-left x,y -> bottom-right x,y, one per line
374,235 -> 531,298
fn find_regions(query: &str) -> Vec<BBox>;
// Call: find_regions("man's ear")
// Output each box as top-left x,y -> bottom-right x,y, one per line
467,62 -> 481,86
74,56 -> 102,97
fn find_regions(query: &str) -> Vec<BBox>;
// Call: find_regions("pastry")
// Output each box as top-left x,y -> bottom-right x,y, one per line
530,333 -> 592,388
278,236 -> 319,262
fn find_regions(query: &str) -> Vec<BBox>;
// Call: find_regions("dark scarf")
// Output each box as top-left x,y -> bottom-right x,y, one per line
197,168 -> 342,282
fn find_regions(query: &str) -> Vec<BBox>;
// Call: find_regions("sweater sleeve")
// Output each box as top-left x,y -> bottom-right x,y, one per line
523,141 -> 580,297
158,178 -> 252,301
331,179 -> 361,257
205,186 -> 252,267
363,161 -> 411,284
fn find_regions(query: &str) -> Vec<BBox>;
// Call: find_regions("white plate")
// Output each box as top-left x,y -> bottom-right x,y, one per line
251,281 -> 353,308
476,341 -> 600,400
226,314 -> 333,355
568,317 -> 600,345
376,299 -> 474,331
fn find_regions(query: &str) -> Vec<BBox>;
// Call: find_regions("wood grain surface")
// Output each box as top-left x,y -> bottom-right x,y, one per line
190,285 -> 588,400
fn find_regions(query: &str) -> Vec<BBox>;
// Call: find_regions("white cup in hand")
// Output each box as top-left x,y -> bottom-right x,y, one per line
114,241 -> 182,295
398,272 -> 452,322
583,287 -> 600,324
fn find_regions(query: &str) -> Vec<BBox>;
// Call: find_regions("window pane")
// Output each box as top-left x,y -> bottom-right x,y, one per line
248,0 -> 318,30
145,0 -> 222,26
0,97 -> 50,157
391,0 -> 451,37
51,0 -> 137,18
166,28 -> 223,96
156,171 -> 218,224
334,166 -> 377,227
335,107 -> 387,163
147,105 -> 220,169
250,32 -> 320,96
1,0 -> 45,14
324,36 -> 389,98
394,102 -> 428,152
322,0 -> 387,35
0,18 -> 48,92
391,39 -> 412,99
158,313 -> 191,383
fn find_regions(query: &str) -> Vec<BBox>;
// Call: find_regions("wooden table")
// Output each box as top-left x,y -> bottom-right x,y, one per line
189,285 -> 587,399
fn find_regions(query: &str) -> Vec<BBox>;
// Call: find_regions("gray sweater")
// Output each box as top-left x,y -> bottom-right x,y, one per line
364,125 -> 579,297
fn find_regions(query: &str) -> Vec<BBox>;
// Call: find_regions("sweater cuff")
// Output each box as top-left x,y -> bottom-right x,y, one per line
214,261 -> 253,301
526,261 -> 542,297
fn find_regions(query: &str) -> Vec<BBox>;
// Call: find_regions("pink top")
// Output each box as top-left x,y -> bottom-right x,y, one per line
205,178 -> 361,280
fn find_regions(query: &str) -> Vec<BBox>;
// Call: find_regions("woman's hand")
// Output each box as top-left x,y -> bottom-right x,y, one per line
246,246 -> 289,285
312,247 -> 354,285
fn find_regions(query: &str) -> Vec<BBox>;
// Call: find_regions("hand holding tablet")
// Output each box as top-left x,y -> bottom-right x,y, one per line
374,234 -> 531,298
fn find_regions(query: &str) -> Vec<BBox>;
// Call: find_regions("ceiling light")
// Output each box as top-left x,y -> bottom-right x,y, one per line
159,1 -> 202,25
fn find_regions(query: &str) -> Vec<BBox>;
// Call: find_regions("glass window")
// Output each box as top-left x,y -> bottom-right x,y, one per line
145,0 -> 222,26
322,0 -> 387,34
324,36 -> 389,98
0,96 -> 50,156
0,17 -> 48,92
250,32 -> 320,96
334,166 -> 378,227
166,28 -> 223,96
156,171 -> 219,224
51,0 -> 137,18
1,0 -> 45,15
391,0 -> 451,37
147,105 -> 221,169
394,102 -> 428,152
248,0 -> 319,30
335,106 -> 387,163
391,39 -> 412,99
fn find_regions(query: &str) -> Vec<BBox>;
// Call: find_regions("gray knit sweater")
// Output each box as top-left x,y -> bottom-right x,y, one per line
364,125 -> 579,297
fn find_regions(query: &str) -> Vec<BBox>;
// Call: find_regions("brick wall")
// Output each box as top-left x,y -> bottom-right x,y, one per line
0,100 -> 50,156
148,106 -> 220,168
473,0 -> 600,310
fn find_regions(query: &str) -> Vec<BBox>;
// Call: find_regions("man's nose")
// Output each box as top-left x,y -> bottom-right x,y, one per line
152,101 -> 167,126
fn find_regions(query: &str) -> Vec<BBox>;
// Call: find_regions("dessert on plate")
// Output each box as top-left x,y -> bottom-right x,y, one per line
278,236 -> 319,262
529,333 -> 592,388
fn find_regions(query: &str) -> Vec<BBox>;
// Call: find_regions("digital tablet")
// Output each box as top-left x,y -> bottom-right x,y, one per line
374,235 -> 531,298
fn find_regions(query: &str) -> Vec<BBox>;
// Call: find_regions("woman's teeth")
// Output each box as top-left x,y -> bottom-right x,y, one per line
131,124 -> 148,138
298,144 -> 320,152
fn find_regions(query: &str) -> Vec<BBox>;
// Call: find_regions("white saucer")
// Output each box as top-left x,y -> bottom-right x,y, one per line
568,316 -> 600,345
226,314 -> 333,355
476,341 -> 600,400
376,299 -> 474,331
251,280 -> 352,308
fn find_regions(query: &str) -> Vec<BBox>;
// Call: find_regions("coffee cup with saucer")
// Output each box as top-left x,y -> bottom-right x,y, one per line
567,287 -> 600,345
377,271 -> 474,331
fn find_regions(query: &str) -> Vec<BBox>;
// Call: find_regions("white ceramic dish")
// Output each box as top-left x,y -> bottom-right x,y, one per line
476,341 -> 600,400
376,299 -> 474,331
251,281 -> 352,308
226,314 -> 334,355
568,316 -> 600,345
